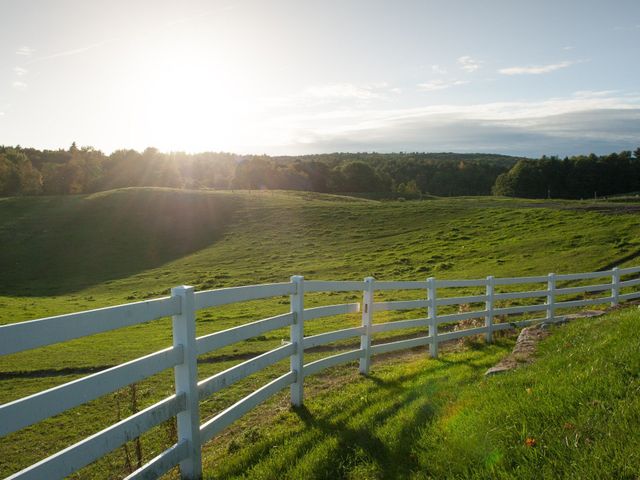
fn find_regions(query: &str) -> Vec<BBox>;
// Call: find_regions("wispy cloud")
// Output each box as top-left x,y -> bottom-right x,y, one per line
26,39 -> 117,64
431,64 -> 447,74
573,90 -> 619,98
457,56 -> 482,73
562,46 -> 574,51
13,66 -> 28,76
15,46 -> 35,56
304,83 -> 384,100
499,60 -> 575,75
264,82 -> 399,109
417,79 -> 468,92
12,81 -> 27,90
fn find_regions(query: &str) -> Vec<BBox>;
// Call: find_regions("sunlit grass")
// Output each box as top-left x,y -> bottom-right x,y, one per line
202,309 -> 640,479
1,188 -> 640,478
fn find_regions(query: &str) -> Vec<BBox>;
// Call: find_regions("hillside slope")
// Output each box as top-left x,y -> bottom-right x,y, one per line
202,307 -> 640,479
2,188 -> 640,478
0,188 -> 241,296
2,188 -> 640,322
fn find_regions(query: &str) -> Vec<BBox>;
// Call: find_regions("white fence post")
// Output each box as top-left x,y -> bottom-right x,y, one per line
290,275 -> 305,407
611,267 -> 620,306
547,273 -> 556,322
171,285 -> 202,480
359,277 -> 375,375
485,275 -> 494,343
427,277 -> 438,358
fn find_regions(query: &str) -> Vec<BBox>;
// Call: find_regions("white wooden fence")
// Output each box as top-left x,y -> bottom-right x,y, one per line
2,265 -> 640,479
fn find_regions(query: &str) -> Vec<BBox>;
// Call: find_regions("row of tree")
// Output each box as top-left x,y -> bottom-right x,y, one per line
0,145 -> 518,197
2,144 -> 639,199
493,149 -> 640,199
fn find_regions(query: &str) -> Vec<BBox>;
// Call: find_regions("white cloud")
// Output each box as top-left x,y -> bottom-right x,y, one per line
15,46 -> 35,56
499,60 -> 575,75
263,82 -> 400,109
431,64 -> 447,74
13,66 -> 28,76
304,83 -> 382,100
457,56 -> 482,73
12,81 -> 27,90
262,91 -> 640,156
562,46 -> 574,51
417,79 -> 468,91
573,90 -> 619,98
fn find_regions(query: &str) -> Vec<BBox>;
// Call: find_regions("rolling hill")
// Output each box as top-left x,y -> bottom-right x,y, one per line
1,188 -> 640,478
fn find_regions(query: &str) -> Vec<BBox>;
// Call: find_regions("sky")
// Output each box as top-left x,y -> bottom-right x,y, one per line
1,0 -> 640,157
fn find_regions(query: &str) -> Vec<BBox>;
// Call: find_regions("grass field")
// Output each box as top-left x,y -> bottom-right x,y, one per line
202,307 -> 640,480
1,187 -> 640,478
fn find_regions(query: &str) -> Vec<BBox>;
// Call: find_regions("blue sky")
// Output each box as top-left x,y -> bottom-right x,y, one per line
1,0 -> 639,156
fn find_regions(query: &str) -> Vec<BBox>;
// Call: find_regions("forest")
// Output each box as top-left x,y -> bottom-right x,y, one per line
493,149 -> 640,199
1,144 -> 639,199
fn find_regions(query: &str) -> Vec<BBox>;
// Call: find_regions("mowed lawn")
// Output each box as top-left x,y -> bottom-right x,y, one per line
1,188 -> 640,478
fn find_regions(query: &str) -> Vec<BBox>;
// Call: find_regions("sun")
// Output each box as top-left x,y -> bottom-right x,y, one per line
125,36 -> 259,152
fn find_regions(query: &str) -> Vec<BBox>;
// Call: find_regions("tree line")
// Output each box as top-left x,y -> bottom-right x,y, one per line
493,149 -> 640,199
0,145 -> 518,197
2,144 -> 639,199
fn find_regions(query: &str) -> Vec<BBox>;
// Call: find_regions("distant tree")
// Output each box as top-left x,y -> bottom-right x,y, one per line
5,144 -> 640,199
492,172 -> 516,196
232,157 -> 275,189
0,150 -> 42,195
0,154 -> 14,195
41,162 -> 68,194
141,148 -> 183,188
337,161 -> 387,192
493,150 -> 640,199
396,180 -> 421,199
297,161 -> 332,192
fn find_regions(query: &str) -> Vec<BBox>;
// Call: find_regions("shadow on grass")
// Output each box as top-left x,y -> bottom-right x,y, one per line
0,189 -> 240,296
210,350 -> 501,479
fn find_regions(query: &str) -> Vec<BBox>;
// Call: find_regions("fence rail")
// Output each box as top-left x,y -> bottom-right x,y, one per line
2,265 -> 640,479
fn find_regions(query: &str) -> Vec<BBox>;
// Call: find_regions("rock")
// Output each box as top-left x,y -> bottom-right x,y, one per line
484,324 -> 550,376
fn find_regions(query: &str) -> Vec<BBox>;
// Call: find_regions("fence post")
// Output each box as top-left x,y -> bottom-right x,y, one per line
485,275 -> 494,343
546,273 -> 556,322
290,275 -> 305,407
611,267 -> 620,306
427,277 -> 438,358
171,286 -> 202,480
359,277 -> 375,375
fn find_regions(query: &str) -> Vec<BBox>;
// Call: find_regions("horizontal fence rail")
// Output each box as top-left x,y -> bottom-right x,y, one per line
2,265 -> 640,479
0,345 -> 183,437
0,297 -> 180,356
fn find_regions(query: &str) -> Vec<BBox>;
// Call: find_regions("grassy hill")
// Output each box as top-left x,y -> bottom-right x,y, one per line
203,307 -> 640,479
1,188 -> 640,478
